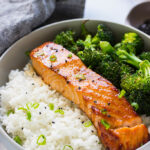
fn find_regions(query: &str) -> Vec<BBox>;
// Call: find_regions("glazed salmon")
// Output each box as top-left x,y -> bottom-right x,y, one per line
30,42 -> 149,150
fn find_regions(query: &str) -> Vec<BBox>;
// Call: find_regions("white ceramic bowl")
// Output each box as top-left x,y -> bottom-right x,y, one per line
0,19 -> 150,150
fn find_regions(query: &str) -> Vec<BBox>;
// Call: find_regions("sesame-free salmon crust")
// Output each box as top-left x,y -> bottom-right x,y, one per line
30,42 -> 149,150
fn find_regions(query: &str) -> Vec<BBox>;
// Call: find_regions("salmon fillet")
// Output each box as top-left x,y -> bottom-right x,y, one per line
30,42 -> 149,150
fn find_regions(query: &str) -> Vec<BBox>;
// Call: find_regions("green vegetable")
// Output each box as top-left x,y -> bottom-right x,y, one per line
117,50 -> 150,114
7,109 -> 14,116
100,119 -> 110,130
25,51 -> 30,57
18,107 -> 32,121
49,103 -> 54,111
67,53 -> 72,58
92,24 -> 114,45
118,89 -> 126,98
50,55 -> 57,62
54,30 -> 78,54
83,120 -> 92,127
14,136 -> 22,145
26,102 -> 33,110
115,32 -> 144,54
32,102 -> 39,109
75,74 -> 86,80
131,102 -> 139,111
100,109 -> 107,115
139,52 -> 150,62
63,145 -> 73,150
55,109 -> 64,115
37,135 -> 46,145
81,21 -> 90,39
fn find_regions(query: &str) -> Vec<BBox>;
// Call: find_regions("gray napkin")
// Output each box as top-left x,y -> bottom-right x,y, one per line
0,0 -> 55,55
0,0 -> 85,56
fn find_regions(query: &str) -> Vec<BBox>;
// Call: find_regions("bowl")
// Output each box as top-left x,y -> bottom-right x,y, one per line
126,1 -> 150,28
0,19 -> 150,150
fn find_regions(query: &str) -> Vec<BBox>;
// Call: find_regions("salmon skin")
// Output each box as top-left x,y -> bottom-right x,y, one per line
30,42 -> 149,150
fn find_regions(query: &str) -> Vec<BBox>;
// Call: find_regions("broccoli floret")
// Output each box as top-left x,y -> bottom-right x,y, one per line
80,21 -> 90,39
54,30 -> 79,54
139,52 -> 150,62
96,60 -> 121,87
92,24 -> 114,45
99,41 -> 135,88
115,32 -> 144,54
77,35 -> 97,51
117,50 -> 150,114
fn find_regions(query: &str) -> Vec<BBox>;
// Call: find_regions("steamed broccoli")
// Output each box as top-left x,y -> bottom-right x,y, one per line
115,32 -> 144,54
54,30 -> 79,54
80,21 -> 90,39
139,52 -> 150,62
77,34 -> 97,51
92,24 -> 114,45
117,50 -> 150,114
99,41 -> 135,87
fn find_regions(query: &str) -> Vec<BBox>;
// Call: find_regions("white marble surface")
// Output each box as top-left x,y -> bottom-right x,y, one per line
84,0 -> 149,24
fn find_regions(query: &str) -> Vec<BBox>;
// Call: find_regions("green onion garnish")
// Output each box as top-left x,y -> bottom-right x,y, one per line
83,120 -> 92,127
26,111 -> 31,121
26,102 -> 33,110
131,102 -> 139,111
101,109 -> 107,115
63,145 -> 73,150
49,103 -> 54,111
67,54 -> 72,58
14,136 -> 22,145
54,109 -> 64,115
100,119 -> 110,130
7,109 -> 14,116
25,51 -> 30,57
118,89 -> 126,98
18,107 -> 27,111
75,74 -> 86,80
37,135 -> 46,145
18,107 -> 31,121
32,102 -> 39,109
50,55 -> 57,62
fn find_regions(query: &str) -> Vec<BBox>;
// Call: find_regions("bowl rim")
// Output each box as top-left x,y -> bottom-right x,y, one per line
0,18 -> 150,150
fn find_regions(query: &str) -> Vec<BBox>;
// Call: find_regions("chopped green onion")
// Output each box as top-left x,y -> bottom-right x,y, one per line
7,109 -> 14,116
83,120 -> 92,127
131,102 -> 139,111
50,55 -> 57,62
55,109 -> 64,115
67,54 -> 72,58
101,109 -> 107,115
18,107 -> 31,121
32,102 -> 39,109
25,51 -> 30,57
37,135 -> 46,145
63,145 -> 73,150
18,107 -> 27,111
26,102 -> 33,110
14,136 -> 22,145
100,119 -> 110,130
26,111 -> 31,121
88,65 -> 92,69
75,74 -> 86,80
49,103 -> 54,110
118,89 -> 126,98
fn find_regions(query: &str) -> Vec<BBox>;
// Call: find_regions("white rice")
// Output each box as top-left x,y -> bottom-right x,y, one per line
0,64 -> 150,150
0,64 -> 101,150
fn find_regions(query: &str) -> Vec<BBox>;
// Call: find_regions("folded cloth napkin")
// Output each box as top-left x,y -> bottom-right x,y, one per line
0,0 -> 85,56
0,0 -> 55,55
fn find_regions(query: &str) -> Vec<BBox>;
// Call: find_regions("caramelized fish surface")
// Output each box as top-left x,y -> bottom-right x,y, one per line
30,42 -> 149,150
